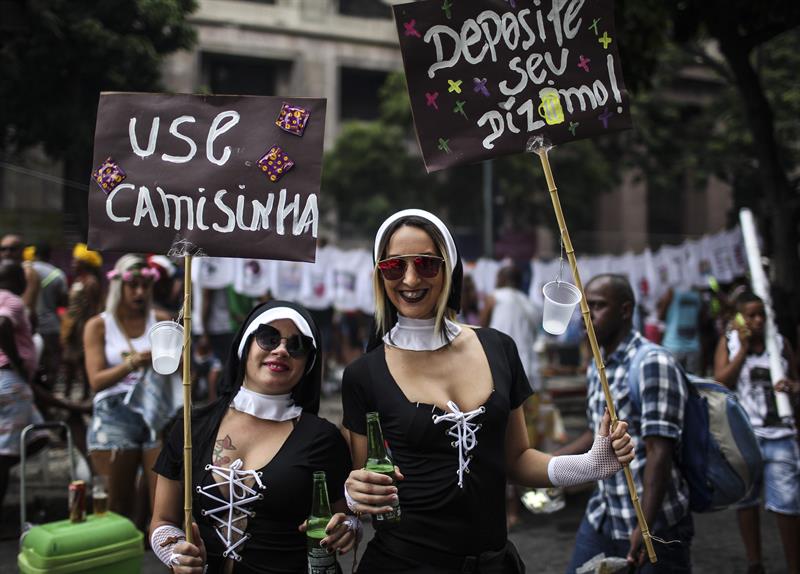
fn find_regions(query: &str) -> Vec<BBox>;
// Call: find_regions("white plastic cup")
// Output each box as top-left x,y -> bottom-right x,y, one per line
542,281 -> 582,335
148,321 -> 184,375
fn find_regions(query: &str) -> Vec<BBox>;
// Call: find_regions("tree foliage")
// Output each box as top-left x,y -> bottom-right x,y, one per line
0,0 -> 197,233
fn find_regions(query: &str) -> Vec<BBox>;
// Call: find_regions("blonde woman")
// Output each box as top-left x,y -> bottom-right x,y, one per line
342,210 -> 634,573
83,254 -> 172,519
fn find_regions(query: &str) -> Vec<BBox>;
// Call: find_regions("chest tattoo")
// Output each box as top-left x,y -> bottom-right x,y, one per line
213,434 -> 237,466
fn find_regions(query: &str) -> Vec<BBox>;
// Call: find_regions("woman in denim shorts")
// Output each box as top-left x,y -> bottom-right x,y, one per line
84,254 -> 173,520
715,292 -> 800,574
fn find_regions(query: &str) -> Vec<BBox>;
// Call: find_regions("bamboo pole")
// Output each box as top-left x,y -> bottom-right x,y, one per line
182,255 -> 194,543
532,140 -> 657,564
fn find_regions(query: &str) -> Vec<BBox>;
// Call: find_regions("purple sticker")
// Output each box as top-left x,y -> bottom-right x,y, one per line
275,103 -> 310,136
258,145 -> 295,182
92,157 -> 126,194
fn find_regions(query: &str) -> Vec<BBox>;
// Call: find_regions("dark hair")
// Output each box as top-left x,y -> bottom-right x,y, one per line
34,243 -> 52,261
218,300 -> 322,414
497,265 -> 522,289
587,273 -> 635,306
736,291 -> 763,309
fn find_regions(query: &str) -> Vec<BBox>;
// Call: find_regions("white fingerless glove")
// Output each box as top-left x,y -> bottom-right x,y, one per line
547,434 -> 622,487
151,524 -> 186,568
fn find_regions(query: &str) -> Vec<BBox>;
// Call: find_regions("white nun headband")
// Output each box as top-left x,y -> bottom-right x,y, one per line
237,307 -> 317,359
373,209 -> 458,265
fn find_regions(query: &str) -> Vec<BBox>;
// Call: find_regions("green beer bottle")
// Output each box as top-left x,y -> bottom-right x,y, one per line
307,471 -> 337,574
364,412 -> 401,527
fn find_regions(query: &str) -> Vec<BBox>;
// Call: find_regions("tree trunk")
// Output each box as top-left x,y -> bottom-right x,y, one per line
715,29 -> 800,332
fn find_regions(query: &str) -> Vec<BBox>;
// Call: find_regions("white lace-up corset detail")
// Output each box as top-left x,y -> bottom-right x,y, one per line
432,400 -> 486,488
196,458 -> 266,561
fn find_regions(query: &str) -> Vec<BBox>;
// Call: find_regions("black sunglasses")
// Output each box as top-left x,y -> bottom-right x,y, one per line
253,325 -> 313,358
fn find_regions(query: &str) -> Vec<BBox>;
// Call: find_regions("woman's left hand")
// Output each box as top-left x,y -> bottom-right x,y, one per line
599,408 -> 635,466
298,512 -> 358,555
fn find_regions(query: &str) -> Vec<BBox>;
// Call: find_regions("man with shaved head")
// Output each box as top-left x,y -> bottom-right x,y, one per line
560,274 -> 693,573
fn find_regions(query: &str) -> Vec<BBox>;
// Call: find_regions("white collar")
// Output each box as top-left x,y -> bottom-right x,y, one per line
230,386 -> 302,421
383,315 -> 462,351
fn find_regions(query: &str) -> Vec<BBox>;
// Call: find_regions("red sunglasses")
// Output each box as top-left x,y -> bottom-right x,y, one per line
376,254 -> 444,281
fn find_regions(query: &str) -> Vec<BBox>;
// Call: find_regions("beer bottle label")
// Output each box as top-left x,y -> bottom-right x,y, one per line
375,497 -> 401,523
308,546 -> 337,574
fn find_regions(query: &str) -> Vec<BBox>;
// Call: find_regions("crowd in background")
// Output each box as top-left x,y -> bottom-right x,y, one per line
0,229 -> 798,571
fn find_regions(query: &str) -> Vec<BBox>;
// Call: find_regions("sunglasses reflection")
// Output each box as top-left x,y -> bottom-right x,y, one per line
377,254 -> 444,281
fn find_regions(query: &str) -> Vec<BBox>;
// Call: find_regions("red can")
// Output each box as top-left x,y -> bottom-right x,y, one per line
68,480 -> 86,523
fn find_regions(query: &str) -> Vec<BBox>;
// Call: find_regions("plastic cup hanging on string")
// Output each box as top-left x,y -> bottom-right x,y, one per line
542,234 -> 582,335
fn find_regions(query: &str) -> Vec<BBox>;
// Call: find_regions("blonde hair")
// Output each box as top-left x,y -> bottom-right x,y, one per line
105,254 -> 152,318
373,218 -> 456,340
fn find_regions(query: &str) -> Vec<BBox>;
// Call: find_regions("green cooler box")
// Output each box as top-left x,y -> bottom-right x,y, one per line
18,512 -> 144,574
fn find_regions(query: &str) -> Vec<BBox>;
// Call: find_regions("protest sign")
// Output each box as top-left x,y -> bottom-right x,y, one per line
88,93 -> 326,261
393,0 -> 632,172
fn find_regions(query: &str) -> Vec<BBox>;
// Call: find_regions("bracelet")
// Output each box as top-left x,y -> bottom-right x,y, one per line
343,514 -> 363,542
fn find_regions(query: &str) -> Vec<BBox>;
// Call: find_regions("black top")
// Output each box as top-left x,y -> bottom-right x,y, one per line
154,402 -> 351,574
342,328 -> 532,567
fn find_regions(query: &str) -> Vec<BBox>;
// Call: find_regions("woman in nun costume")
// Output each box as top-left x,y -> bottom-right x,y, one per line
150,300 -> 358,573
342,209 -> 635,573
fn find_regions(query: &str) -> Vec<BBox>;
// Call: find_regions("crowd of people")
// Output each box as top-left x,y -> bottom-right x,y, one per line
0,213 -> 798,573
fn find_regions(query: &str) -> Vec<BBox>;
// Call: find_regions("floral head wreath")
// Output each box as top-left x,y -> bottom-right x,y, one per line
106,266 -> 160,282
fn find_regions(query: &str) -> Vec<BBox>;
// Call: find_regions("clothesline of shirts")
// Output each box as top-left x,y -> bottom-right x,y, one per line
189,226 -> 746,316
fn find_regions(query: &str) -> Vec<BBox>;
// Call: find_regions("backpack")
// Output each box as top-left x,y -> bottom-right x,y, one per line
627,342 -> 763,512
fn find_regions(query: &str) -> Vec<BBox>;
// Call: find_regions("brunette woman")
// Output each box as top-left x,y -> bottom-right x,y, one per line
150,301 -> 357,573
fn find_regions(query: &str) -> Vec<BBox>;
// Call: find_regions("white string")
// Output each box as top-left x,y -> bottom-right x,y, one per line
432,401 -> 485,488
196,458 -> 265,562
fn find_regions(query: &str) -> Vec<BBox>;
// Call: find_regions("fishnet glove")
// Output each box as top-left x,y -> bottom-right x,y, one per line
547,434 -> 622,487
151,524 -> 186,568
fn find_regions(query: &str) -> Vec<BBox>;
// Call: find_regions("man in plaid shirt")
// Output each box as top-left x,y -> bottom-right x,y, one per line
562,275 -> 693,573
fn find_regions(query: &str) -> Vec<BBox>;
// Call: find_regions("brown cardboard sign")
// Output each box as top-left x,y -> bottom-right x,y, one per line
88,93 -> 326,261
392,0 -> 631,172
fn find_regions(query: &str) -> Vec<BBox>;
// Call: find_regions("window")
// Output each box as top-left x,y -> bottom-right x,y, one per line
339,67 -> 389,120
338,0 -> 392,19
201,53 -> 288,96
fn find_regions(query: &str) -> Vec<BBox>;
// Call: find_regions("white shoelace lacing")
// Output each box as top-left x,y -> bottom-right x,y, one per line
196,458 -> 266,561
432,400 -> 485,488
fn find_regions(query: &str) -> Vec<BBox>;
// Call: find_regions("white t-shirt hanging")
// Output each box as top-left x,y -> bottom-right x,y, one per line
331,249 -> 362,313
298,245 -> 335,310
271,260 -> 305,302
727,227 -> 747,278
194,257 -> 234,290
355,250 -> 376,315
233,258 -> 271,298
710,230 -> 735,283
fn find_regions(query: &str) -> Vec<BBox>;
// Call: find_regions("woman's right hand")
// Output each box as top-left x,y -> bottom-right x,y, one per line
344,467 -> 404,515
128,350 -> 152,370
169,523 -> 206,573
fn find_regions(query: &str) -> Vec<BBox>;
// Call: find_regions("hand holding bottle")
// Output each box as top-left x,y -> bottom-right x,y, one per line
299,512 -> 358,554
346,412 -> 404,526
344,466 -> 404,515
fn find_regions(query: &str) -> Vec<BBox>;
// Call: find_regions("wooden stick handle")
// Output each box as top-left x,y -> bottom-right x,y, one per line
535,146 -> 657,564
183,255 -> 194,543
